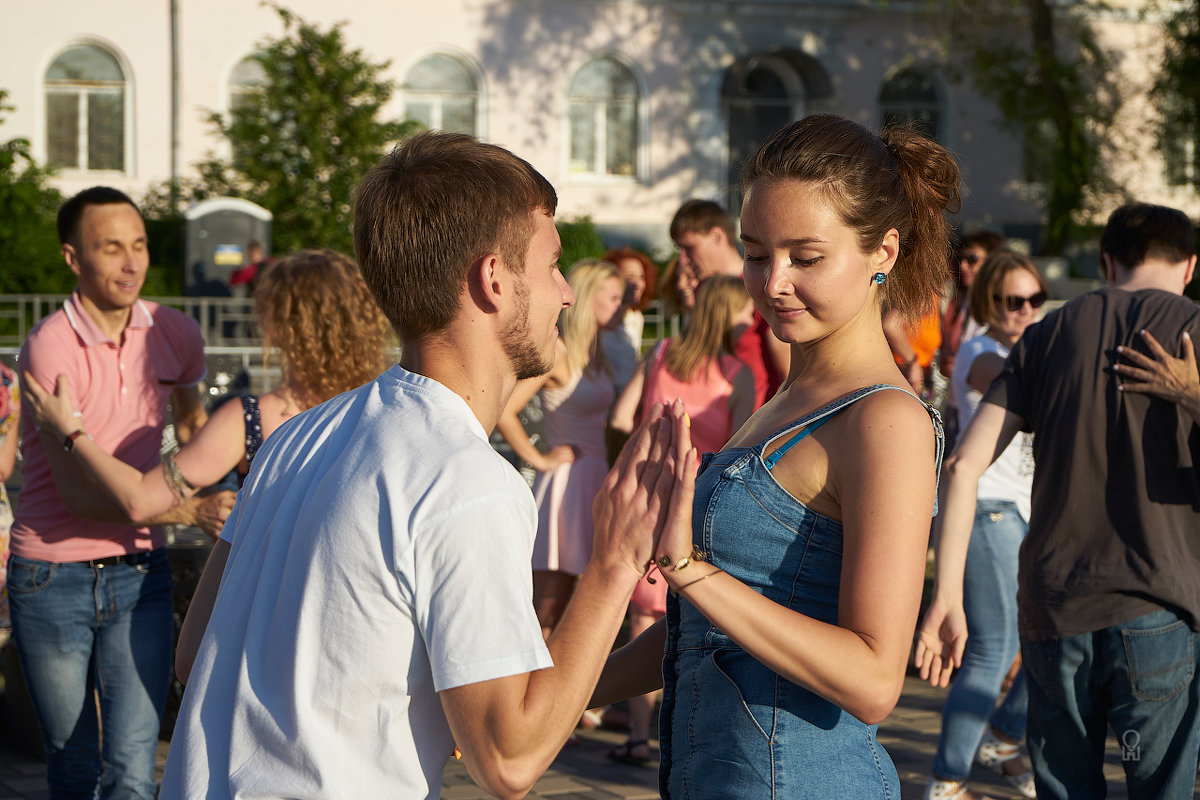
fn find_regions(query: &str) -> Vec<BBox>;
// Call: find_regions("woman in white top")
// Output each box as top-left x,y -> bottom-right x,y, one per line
916,250 -> 1049,800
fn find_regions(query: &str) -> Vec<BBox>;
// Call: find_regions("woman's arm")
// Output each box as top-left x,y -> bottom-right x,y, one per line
494,342 -> 574,473
24,373 -> 247,522
654,392 -> 938,724
609,352 -> 652,434
589,615 -> 667,709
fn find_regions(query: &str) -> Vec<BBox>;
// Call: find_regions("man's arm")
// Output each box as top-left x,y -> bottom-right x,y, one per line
1115,329 -> 1200,424
439,404 -> 688,800
914,401 -> 1024,687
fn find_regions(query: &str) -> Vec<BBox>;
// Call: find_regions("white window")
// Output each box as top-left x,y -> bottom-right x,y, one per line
879,68 -> 942,142
568,57 -> 638,177
229,55 -> 267,113
45,44 -> 127,172
403,54 -> 478,135
724,57 -> 805,212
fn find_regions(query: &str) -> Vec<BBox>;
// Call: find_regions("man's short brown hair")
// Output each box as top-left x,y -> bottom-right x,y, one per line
669,199 -> 735,244
353,131 -> 558,339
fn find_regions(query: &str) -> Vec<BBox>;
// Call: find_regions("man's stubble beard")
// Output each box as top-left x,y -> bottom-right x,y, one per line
502,275 -> 555,382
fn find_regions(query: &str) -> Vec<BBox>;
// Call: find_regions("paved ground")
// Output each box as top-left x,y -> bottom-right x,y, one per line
1,674 -> 1187,800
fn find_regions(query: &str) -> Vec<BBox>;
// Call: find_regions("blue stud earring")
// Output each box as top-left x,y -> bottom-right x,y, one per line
873,272 -> 887,285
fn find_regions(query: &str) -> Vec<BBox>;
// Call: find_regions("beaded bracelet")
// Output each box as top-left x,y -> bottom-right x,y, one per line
162,449 -> 198,501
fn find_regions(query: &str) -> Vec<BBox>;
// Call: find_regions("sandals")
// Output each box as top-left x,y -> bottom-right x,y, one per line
607,738 -> 654,767
976,728 -> 1037,798
923,778 -> 996,800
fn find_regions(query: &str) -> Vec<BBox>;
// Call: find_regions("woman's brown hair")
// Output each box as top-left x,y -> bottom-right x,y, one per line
740,114 -> 962,326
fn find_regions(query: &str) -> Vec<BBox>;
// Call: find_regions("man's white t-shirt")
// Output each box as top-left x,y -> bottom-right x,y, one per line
161,365 -> 553,799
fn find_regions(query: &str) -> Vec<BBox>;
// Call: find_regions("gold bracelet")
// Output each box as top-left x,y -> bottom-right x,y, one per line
676,568 -> 721,592
656,548 -> 706,572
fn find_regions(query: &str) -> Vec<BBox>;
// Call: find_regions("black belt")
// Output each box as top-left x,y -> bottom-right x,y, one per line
76,551 -> 155,568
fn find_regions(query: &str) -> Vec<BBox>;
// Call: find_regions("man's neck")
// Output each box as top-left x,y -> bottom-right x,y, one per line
1109,256 -> 1191,295
77,291 -> 135,344
398,334 -> 515,432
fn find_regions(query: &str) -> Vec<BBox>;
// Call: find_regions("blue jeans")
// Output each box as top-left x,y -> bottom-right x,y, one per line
1021,608 -> 1200,799
933,499 -> 1028,780
8,551 -> 174,800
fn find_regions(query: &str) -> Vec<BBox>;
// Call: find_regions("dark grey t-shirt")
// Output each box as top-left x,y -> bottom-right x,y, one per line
984,287 -> 1200,640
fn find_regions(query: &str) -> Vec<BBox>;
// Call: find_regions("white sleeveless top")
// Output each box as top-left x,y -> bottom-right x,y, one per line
951,332 -> 1035,521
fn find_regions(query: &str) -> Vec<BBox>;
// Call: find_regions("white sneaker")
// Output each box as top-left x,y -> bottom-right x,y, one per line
976,728 -> 1037,798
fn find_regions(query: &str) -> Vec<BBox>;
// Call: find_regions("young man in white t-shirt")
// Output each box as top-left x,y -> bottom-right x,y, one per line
160,132 -> 689,799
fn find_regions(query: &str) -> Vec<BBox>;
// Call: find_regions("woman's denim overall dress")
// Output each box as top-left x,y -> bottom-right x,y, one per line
659,384 -> 944,799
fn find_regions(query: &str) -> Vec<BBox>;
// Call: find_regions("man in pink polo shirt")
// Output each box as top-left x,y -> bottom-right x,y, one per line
12,187 -> 219,800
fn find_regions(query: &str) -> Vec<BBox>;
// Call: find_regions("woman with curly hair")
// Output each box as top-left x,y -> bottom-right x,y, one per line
24,249 -> 390,519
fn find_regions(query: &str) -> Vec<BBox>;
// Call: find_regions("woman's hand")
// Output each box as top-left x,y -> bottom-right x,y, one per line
913,594 -> 967,688
651,401 -> 697,575
537,444 -> 577,473
22,372 -> 81,438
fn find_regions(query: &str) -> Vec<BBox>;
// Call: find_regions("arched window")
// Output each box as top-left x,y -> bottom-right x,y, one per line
568,57 -> 638,177
45,43 -> 127,172
879,68 -> 942,142
403,53 -> 478,135
723,56 -> 806,212
229,55 -> 267,114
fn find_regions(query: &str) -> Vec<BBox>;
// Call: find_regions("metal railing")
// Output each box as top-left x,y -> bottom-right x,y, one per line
0,293 -> 681,356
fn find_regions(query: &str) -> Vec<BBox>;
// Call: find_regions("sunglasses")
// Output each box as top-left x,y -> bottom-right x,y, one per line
995,292 -> 1047,312
962,252 -> 983,266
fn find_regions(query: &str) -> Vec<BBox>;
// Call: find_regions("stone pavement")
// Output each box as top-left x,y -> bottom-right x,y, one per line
1,674 -> 1187,800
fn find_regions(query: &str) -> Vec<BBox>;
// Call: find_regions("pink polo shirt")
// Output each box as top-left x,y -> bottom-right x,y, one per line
13,291 -> 206,562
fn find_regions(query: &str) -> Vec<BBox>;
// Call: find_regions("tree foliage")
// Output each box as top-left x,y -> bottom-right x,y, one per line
1154,0 -> 1200,189
942,0 -> 1122,255
0,89 -> 68,293
187,4 -> 418,255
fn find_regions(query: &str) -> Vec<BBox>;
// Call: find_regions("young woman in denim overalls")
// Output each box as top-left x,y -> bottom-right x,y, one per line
593,114 -> 962,799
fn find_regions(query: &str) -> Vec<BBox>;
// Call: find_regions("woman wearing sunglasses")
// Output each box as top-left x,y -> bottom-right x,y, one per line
940,231 -> 1006,381
915,249 -> 1049,800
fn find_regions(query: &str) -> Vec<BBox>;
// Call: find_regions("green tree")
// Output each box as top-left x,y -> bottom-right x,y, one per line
1154,0 -> 1200,189
192,4 -> 417,255
0,89 -> 68,294
942,0 -> 1122,255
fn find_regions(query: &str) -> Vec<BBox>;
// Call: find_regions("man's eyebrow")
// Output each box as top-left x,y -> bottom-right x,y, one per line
739,234 -> 829,247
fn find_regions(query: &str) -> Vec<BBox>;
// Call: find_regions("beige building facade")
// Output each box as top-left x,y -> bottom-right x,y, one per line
0,0 -> 1195,256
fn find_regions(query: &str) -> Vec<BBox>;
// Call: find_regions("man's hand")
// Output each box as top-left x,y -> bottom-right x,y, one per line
912,595 -> 967,688
1115,329 -> 1200,421
186,491 -> 236,539
592,403 -> 679,579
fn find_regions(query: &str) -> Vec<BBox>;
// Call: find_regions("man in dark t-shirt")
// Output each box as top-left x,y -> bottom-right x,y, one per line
918,203 -> 1200,799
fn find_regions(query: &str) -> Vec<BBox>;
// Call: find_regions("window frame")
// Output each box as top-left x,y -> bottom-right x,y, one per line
43,40 -> 133,175
564,53 -> 646,183
400,50 -> 484,137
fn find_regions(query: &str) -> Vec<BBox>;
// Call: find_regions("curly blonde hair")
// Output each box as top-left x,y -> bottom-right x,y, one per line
254,250 -> 390,408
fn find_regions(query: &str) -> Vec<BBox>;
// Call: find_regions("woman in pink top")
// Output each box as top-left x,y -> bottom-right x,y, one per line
605,274 -> 756,765
497,259 -> 625,640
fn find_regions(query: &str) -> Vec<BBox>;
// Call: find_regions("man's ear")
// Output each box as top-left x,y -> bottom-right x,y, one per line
1101,252 -> 1117,285
1184,254 -> 1197,289
62,242 -> 82,278
468,253 -> 506,313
